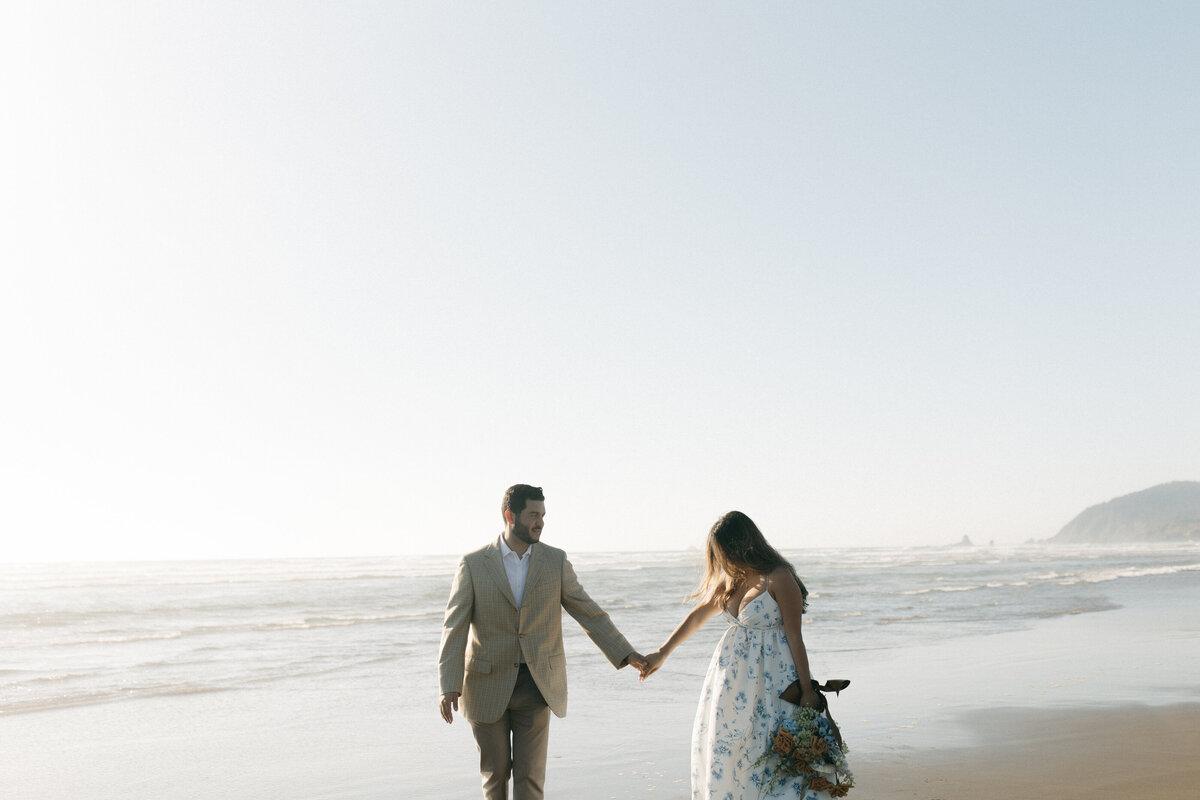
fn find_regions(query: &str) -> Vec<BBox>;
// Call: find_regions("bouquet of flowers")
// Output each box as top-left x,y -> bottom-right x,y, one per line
755,705 -> 854,798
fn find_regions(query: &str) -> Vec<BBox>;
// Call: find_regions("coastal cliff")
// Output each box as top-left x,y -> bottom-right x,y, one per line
1052,482 -> 1200,543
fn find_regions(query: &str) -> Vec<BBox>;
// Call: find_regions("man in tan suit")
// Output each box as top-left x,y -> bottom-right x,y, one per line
438,484 -> 644,799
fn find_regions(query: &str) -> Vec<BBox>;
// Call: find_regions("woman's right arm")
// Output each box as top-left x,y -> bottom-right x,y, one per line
638,596 -> 722,679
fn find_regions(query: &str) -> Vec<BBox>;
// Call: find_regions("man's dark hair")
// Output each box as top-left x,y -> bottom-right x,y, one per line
502,484 -> 545,520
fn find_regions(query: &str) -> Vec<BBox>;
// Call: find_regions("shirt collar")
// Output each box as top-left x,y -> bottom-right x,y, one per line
498,534 -> 532,561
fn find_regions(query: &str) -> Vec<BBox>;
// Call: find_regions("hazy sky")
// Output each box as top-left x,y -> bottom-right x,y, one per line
3,2 -> 1198,562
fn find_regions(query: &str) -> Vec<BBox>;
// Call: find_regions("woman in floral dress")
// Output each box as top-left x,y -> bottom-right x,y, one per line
639,511 -> 843,799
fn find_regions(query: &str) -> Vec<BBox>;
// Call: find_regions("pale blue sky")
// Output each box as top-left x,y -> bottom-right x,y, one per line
3,2 -> 1197,561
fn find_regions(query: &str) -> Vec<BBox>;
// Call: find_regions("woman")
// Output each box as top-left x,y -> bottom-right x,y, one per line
639,511 -> 847,799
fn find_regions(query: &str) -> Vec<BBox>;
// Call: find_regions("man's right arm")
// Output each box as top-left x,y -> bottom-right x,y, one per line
437,557 -> 473,723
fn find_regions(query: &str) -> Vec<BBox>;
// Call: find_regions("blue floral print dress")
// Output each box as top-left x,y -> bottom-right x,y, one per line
691,591 -> 832,800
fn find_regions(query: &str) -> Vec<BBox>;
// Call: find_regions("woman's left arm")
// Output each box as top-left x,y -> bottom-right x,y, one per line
771,566 -> 822,708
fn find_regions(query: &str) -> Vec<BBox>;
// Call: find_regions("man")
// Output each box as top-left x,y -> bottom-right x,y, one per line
438,484 -> 645,800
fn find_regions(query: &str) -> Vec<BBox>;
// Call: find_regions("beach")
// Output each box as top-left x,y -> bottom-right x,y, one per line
2,545 -> 1197,799
532,561 -> 1200,800
854,703 -> 1200,800
843,563 -> 1200,800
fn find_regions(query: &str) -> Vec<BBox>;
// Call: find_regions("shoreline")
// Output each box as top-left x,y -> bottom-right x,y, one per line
536,565 -> 1200,799
3,558 -> 1196,799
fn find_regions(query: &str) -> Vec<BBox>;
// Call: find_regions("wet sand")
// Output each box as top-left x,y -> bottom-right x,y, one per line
853,702 -> 1200,800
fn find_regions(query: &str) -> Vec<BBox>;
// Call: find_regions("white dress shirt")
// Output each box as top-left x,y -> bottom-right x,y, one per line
498,534 -> 533,608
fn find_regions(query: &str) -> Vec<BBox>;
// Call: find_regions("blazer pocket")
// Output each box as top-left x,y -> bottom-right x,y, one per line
548,655 -> 563,672
466,658 -> 492,674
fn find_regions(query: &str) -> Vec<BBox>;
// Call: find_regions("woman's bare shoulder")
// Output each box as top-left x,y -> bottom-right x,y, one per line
767,565 -> 803,596
767,564 -> 795,583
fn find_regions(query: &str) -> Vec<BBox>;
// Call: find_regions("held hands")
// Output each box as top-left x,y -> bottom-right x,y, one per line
637,649 -> 666,680
625,651 -> 648,671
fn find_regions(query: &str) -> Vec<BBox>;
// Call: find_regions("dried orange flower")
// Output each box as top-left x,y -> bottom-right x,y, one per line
809,777 -> 833,793
773,728 -> 797,756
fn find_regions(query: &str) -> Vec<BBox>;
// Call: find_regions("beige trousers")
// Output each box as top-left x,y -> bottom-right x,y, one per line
469,664 -> 550,800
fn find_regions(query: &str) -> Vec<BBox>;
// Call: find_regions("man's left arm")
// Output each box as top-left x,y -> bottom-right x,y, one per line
560,555 -> 643,669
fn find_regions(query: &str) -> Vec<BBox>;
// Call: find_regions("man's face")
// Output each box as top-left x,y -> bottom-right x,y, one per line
510,500 -> 546,545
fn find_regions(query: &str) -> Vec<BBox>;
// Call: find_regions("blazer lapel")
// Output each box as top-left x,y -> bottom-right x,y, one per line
485,540 -> 519,610
521,544 -> 547,612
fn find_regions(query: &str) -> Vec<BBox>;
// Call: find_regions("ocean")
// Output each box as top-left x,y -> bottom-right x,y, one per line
2,543 -> 1198,799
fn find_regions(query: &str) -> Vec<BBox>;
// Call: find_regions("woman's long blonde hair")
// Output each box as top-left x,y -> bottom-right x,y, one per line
689,510 -> 808,612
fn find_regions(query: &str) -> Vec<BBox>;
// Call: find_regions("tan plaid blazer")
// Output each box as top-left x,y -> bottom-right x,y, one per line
438,539 -> 634,723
